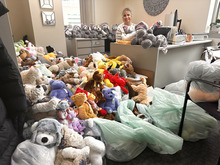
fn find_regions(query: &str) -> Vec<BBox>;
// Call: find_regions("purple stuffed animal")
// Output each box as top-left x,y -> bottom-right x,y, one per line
68,110 -> 85,135
56,100 -> 85,135
99,87 -> 119,113
50,80 -> 73,103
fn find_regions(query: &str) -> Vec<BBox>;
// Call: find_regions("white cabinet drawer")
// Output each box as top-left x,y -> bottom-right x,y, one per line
77,41 -> 91,48
92,46 -> 105,53
78,48 -> 92,55
91,40 -> 104,47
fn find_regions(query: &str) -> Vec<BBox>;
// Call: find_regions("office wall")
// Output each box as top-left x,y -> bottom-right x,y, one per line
94,0 -> 125,26
6,0 -> 34,43
0,0 -> 17,65
95,0 -> 215,34
28,0 -> 67,55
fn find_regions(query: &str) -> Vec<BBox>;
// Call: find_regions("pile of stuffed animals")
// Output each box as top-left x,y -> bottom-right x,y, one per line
12,39 -> 154,165
65,22 -> 118,41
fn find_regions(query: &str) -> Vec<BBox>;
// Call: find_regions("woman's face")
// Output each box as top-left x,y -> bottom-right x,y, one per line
122,11 -> 132,25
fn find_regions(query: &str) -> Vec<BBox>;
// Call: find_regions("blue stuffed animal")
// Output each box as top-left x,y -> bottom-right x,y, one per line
99,87 -> 119,113
50,80 -> 73,103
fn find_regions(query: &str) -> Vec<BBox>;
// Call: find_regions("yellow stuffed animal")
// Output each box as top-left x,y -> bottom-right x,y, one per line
71,93 -> 97,120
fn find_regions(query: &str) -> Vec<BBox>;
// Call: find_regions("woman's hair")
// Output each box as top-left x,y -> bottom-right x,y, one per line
122,8 -> 132,16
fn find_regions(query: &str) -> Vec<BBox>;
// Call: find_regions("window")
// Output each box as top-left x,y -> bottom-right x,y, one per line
216,2 -> 220,22
62,0 -> 81,28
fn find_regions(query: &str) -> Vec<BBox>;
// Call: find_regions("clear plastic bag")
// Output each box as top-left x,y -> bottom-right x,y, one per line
116,100 -> 183,154
145,88 -> 218,141
93,99 -> 183,162
93,118 -> 147,162
185,60 -> 220,102
11,140 -> 56,165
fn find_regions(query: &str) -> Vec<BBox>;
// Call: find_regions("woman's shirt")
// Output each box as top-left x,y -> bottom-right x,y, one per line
116,23 -> 136,41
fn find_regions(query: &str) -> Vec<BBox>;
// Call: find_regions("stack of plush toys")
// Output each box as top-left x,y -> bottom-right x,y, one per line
12,39 -> 154,165
65,22 -> 118,41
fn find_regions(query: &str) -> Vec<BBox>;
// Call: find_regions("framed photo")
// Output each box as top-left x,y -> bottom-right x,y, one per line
41,11 -> 55,26
40,0 -> 53,9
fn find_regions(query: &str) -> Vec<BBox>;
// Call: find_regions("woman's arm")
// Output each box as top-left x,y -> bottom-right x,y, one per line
116,23 -> 136,41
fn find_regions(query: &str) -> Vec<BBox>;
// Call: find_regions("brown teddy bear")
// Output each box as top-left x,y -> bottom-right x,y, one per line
83,55 -> 93,67
71,93 -> 97,120
83,71 -> 105,103
131,77 -> 152,106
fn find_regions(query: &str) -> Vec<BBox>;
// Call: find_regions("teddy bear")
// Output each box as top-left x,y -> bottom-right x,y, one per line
11,118 -> 62,165
19,48 -> 38,66
56,99 -> 85,135
60,70 -> 81,85
84,71 -> 106,103
83,55 -> 93,67
48,59 -> 75,74
99,87 -> 119,113
87,93 -> 107,116
71,93 -> 97,120
24,84 -> 60,120
20,67 -> 44,85
50,79 -> 73,103
55,125 -> 105,165
131,77 -> 152,106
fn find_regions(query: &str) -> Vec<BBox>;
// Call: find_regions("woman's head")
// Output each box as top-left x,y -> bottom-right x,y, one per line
122,8 -> 132,26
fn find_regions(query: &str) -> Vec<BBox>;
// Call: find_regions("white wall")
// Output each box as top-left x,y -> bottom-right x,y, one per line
28,0 -> 67,55
128,0 -> 215,34
95,0 -> 215,34
94,0 -> 125,26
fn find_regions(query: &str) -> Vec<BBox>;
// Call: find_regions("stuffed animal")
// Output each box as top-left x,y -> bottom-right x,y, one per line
87,93 -> 107,116
19,48 -> 37,66
103,70 -> 129,94
56,99 -> 85,135
121,61 -> 137,78
50,79 -> 73,103
55,125 -> 105,165
11,118 -> 62,165
60,70 -> 81,85
55,126 -> 90,165
83,55 -> 93,67
99,87 -> 119,113
48,59 -> 75,74
90,52 -> 107,69
131,77 -> 152,106
35,64 -> 54,77
20,67 -> 43,85
71,93 -> 97,120
82,118 -> 102,137
24,84 -> 60,120
84,71 -> 105,103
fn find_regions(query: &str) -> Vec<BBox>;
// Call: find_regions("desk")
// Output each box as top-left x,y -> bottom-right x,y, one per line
110,40 -> 212,88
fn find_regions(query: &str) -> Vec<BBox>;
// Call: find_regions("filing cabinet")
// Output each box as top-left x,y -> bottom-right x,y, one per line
66,38 -> 105,59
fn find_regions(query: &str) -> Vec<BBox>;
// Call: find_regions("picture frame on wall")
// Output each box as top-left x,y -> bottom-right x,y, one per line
40,0 -> 53,9
41,11 -> 55,26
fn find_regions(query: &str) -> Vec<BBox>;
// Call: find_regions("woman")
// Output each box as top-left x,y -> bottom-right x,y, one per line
116,8 -> 136,41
